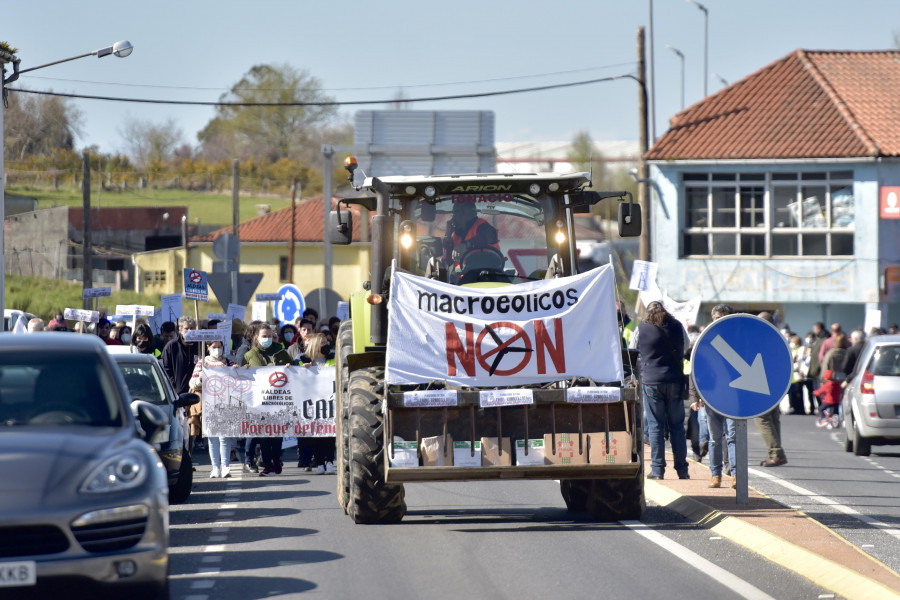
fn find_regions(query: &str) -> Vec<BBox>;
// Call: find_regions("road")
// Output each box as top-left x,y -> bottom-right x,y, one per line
169,447 -> 845,600
744,411 -> 900,574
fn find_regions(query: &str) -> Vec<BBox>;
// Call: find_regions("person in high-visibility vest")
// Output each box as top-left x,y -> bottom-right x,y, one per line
443,201 -> 501,283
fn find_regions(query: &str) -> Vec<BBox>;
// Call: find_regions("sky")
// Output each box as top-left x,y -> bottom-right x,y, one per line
3,0 -> 898,158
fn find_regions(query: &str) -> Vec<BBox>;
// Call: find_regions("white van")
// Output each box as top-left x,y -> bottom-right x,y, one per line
3,309 -> 38,332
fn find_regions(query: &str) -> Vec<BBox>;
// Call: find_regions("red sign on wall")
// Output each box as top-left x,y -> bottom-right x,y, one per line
880,187 -> 900,219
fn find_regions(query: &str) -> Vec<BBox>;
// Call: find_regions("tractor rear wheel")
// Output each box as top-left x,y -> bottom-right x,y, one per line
347,366 -> 406,524
335,321 -> 353,514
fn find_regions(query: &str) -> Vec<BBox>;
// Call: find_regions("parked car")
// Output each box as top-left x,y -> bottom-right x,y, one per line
842,334 -> 900,456
3,308 -> 37,332
110,351 -> 199,504
0,333 -> 170,599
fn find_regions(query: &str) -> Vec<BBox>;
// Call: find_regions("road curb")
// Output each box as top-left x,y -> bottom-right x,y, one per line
645,480 -> 900,600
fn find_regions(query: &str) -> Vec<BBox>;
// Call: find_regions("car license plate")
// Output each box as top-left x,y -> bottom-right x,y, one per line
0,561 -> 36,587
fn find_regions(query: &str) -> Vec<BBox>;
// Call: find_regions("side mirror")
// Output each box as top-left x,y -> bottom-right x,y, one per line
618,201 -> 642,237
328,209 -> 354,245
419,202 -> 436,222
131,400 -> 168,444
174,392 -> 200,410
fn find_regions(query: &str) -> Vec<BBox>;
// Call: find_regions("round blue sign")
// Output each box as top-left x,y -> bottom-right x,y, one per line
273,284 -> 305,324
690,314 -> 792,419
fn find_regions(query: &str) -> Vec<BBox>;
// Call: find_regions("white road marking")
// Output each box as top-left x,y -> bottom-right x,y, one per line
190,580 -> 216,590
202,545 -> 226,552
622,520 -> 777,600
749,468 -> 900,540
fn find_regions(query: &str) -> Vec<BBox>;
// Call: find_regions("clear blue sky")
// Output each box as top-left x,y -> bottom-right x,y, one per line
4,0 -> 898,155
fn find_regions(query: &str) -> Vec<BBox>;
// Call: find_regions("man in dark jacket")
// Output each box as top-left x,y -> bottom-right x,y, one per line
161,316 -> 198,394
841,329 -> 867,382
637,301 -> 689,480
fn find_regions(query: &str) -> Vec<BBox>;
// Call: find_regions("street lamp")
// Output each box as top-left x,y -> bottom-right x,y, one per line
666,45 -> 685,110
0,41 -> 133,328
687,0 -> 708,97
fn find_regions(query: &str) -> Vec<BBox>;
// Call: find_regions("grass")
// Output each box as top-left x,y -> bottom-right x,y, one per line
6,184 -> 293,226
4,273 -> 226,323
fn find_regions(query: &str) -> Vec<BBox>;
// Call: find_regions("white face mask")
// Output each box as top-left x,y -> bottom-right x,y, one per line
259,337 -> 273,349
120,333 -> 131,344
209,347 -> 223,359
284,332 -> 294,343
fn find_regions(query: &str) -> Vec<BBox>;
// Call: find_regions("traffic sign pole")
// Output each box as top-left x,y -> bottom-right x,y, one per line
734,419 -> 748,504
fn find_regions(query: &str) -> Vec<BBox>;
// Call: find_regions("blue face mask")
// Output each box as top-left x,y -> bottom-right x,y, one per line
259,337 -> 273,349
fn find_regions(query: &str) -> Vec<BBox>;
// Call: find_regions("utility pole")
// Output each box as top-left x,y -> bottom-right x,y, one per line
231,159 -> 240,307
82,150 -> 93,309
637,27 -> 651,264
288,178 -> 298,283
321,148 -> 335,317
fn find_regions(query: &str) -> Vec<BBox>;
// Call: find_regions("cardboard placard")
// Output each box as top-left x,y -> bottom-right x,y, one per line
480,437 -> 512,466
589,432 -> 633,464
452,441 -> 481,467
515,439 -> 546,466
421,435 -> 453,466
543,433 -> 588,465
389,441 -> 419,468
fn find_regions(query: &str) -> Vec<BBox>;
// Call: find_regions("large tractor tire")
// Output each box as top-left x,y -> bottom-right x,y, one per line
335,320 -> 353,514
560,400 -> 645,521
347,366 -> 406,524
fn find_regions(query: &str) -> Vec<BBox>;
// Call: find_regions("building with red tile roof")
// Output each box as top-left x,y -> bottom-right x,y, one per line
644,50 -> 900,331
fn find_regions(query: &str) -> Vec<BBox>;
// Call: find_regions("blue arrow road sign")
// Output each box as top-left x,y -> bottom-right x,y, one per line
273,284 -> 305,324
690,314 -> 792,419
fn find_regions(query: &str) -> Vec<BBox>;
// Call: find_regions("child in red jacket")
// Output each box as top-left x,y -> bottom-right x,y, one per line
814,369 -> 842,428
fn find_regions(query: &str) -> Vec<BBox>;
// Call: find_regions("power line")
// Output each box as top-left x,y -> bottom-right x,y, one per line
21,63 -> 636,92
6,74 -> 633,107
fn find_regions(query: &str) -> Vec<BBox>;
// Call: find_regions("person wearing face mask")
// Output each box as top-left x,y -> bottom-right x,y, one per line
190,339 -> 234,477
280,323 -> 298,351
242,323 -> 292,476
133,323 -> 161,357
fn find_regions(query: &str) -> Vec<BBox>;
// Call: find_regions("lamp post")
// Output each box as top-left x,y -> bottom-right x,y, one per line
1,41 -> 133,327
666,45 -> 685,110
687,0 -> 708,97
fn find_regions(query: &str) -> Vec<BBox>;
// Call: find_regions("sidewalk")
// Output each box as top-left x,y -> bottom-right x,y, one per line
643,448 -> 900,600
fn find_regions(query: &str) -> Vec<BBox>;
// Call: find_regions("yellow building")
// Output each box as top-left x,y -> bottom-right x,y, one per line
132,196 -> 370,319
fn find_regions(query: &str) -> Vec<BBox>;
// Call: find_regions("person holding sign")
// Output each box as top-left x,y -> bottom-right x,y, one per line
242,323 -> 292,476
190,340 -> 235,478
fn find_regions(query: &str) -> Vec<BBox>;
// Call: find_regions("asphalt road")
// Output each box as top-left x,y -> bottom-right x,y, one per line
743,411 -> 900,574
169,450 -> 841,600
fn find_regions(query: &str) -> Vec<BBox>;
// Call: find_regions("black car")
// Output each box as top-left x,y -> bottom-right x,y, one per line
0,332 -> 170,599
110,351 -> 199,503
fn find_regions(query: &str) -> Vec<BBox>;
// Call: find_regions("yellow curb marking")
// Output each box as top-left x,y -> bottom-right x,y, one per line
645,480 -> 900,600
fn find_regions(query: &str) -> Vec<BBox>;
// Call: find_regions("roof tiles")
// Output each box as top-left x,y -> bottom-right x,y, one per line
646,50 -> 900,161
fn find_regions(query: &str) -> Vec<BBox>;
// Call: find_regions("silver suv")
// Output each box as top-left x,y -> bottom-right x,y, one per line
842,334 -> 900,456
0,333 -> 170,599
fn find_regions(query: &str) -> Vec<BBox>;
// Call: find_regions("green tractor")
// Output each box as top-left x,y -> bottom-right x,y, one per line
329,160 -> 644,524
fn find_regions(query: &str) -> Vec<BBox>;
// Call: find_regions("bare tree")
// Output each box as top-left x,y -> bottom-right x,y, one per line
4,90 -> 82,160
119,116 -> 184,170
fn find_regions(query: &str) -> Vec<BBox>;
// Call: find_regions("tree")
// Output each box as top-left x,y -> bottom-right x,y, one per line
4,90 -> 82,160
198,64 -> 339,164
119,116 -> 184,171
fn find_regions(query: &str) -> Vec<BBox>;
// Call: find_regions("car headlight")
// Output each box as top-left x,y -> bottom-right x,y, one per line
81,451 -> 149,493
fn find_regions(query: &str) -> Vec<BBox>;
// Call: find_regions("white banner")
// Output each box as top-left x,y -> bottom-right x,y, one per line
385,264 -> 623,386
201,365 -> 335,438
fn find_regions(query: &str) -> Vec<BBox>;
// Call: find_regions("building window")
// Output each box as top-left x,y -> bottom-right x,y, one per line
143,270 -> 167,286
682,171 -> 854,258
279,256 -> 289,282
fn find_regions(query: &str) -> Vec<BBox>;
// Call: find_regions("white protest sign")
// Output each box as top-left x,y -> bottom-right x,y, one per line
336,301 -> 350,321
864,309 -> 883,333
116,305 -> 155,317
256,293 -> 282,302
385,263 -> 623,387
82,287 -> 112,299
629,260 -> 657,292
662,292 -> 702,330
201,364 -> 335,438
566,387 -> 622,403
251,302 -> 267,322
208,312 -> 228,321
226,303 -> 246,324
64,308 -> 100,323
159,293 -> 183,324
185,329 -> 226,343
217,320 -> 233,352
183,268 -> 209,302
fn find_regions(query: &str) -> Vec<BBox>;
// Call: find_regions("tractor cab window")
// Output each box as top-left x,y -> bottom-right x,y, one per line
411,193 -> 560,285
